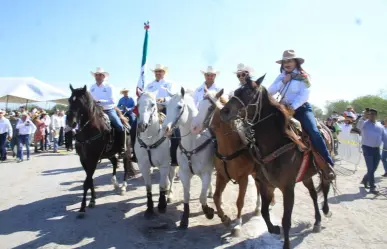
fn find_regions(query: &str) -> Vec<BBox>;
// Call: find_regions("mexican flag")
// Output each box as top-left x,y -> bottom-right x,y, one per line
136,21 -> 150,95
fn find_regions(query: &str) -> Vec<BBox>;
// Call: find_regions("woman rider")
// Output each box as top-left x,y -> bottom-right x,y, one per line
267,50 -> 335,180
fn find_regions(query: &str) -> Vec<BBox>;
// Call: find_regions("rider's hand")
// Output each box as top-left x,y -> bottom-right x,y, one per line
282,74 -> 292,84
156,98 -> 165,103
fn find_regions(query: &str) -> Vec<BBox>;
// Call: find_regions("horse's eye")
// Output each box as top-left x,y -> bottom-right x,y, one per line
177,106 -> 182,109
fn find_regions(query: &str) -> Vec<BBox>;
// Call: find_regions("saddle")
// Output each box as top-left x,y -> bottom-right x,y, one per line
287,118 -> 332,152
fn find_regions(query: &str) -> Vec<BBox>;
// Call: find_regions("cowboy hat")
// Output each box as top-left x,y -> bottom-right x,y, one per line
120,88 -> 130,94
200,66 -> 220,75
21,112 -> 28,116
0,109 -> 5,114
276,50 -> 305,64
150,64 -> 168,73
90,67 -> 110,78
234,63 -> 255,75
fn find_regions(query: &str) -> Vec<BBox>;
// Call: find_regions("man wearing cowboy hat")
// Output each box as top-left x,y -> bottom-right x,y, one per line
9,111 -> 19,158
89,67 -> 126,150
117,88 -> 136,160
193,66 -> 222,107
0,109 -> 13,162
235,63 -> 256,85
344,105 -> 357,120
144,64 -> 180,166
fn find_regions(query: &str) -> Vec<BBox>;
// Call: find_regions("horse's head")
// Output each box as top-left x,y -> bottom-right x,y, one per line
163,87 -> 193,137
136,89 -> 157,133
220,74 -> 266,123
191,88 -> 224,134
67,84 -> 88,125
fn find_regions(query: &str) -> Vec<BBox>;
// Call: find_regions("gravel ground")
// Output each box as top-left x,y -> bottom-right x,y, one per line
0,150 -> 386,249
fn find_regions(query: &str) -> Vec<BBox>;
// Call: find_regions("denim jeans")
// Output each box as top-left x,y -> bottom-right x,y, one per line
104,109 -> 124,131
17,134 -> 30,160
362,145 -> 380,189
294,102 -> 334,166
381,150 -> 387,174
0,133 -> 7,161
53,137 -> 58,152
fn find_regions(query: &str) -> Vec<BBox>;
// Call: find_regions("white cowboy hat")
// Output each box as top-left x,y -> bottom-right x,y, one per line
200,66 -> 220,75
276,50 -> 305,64
21,112 -> 28,116
150,64 -> 168,73
234,63 -> 255,76
90,67 -> 110,78
120,88 -> 130,94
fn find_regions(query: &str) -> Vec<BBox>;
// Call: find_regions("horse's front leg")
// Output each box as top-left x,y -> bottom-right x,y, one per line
200,171 -> 215,220
138,162 -> 154,219
157,163 -> 170,213
232,175 -> 248,237
167,165 -> 178,203
110,156 -> 120,190
260,183 -> 280,235
213,172 -> 230,226
282,187 -> 295,249
179,167 -> 193,228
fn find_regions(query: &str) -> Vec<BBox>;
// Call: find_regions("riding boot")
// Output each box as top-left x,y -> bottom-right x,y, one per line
170,128 -> 180,166
119,130 -> 126,158
312,149 -> 336,181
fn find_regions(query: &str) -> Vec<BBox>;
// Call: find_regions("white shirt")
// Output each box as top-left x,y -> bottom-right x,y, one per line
42,115 -> 51,127
16,118 -> 36,135
267,70 -> 310,110
193,82 -> 221,107
90,82 -> 116,110
0,117 -> 13,137
144,79 -> 179,102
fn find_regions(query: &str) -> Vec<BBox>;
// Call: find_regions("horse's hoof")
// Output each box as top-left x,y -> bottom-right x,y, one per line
204,207 -> 215,220
88,202 -> 96,208
179,223 -> 188,229
313,224 -> 322,233
221,216 -> 232,227
114,184 -> 120,190
231,227 -> 242,237
144,209 -> 155,219
158,205 -> 167,214
77,212 -> 86,219
324,211 -> 333,218
269,225 -> 281,235
254,209 -> 261,216
167,197 -> 173,203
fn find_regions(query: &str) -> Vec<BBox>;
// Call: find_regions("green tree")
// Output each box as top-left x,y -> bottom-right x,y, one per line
351,95 -> 387,118
312,104 -> 324,120
325,100 -> 350,116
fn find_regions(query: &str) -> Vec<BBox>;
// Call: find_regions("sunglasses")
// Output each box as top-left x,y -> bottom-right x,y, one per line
237,73 -> 247,78
154,70 -> 164,73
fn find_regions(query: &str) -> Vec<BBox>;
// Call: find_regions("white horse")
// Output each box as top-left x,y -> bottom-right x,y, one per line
163,87 -> 215,228
135,90 -> 177,219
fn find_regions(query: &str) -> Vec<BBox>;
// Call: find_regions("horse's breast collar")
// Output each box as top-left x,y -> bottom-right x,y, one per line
137,134 -> 167,167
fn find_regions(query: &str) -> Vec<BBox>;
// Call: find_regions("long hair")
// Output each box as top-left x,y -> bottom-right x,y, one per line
280,59 -> 307,74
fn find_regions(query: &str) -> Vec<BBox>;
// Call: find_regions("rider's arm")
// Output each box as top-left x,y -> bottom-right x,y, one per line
290,82 -> 310,110
97,86 -> 115,105
117,97 -> 123,107
356,119 -> 365,130
267,75 -> 283,96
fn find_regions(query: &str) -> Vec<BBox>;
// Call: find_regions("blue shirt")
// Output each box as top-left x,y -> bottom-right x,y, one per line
356,119 -> 385,148
383,127 -> 387,150
117,96 -> 135,114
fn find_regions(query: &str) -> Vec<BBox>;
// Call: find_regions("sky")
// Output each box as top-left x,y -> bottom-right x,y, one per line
1,0 -> 386,110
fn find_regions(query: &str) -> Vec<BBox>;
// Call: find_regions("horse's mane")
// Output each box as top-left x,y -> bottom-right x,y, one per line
259,86 -> 304,147
82,91 -> 107,131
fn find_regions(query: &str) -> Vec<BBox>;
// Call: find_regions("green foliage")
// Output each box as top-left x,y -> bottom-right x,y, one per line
311,104 -> 324,120
325,94 -> 387,119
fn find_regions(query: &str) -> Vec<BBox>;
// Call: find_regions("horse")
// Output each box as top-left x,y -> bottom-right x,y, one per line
219,76 -> 333,249
67,85 -> 136,218
134,89 -> 177,218
191,89 -> 276,236
163,87 -> 215,228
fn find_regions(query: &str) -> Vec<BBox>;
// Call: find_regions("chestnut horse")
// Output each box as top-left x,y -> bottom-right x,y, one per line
191,89 -> 275,236
220,76 -> 334,249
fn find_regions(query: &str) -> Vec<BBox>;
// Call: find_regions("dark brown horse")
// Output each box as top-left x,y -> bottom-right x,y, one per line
220,76 -> 333,249
191,89 -> 276,237
67,85 -> 136,218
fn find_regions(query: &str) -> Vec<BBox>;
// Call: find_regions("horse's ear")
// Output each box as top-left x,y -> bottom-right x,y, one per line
69,84 -> 74,92
82,85 -> 87,93
181,87 -> 185,97
215,89 -> 224,99
255,74 -> 266,86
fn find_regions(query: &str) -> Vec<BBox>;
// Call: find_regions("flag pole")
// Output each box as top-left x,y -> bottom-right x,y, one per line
136,21 -> 150,95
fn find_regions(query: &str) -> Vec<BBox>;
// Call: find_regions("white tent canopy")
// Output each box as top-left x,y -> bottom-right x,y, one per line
0,77 -> 70,105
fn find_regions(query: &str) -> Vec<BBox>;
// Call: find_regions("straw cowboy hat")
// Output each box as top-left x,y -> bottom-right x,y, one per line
90,67 -> 110,78
234,63 -> 255,76
276,50 -> 305,64
151,64 -> 168,73
120,88 -> 130,94
200,66 -> 220,75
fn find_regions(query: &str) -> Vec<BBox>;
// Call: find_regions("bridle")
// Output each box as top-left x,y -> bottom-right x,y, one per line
230,84 -> 275,127
168,103 -> 186,133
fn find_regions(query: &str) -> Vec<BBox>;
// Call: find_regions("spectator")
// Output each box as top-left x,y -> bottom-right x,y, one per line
343,105 -> 357,120
8,112 -> 19,157
51,110 -> 62,153
0,109 -> 13,162
326,117 -> 340,156
357,108 -> 384,194
16,112 -> 36,162
381,118 -> 387,177
39,111 -> 50,152
32,112 -> 46,153
58,110 -> 66,146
